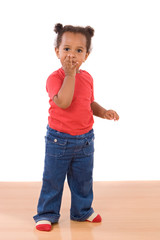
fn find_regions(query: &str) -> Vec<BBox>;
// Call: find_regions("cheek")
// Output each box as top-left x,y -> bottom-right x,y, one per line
77,55 -> 86,63
76,59 -> 83,66
59,53 -> 66,62
58,49 -> 66,58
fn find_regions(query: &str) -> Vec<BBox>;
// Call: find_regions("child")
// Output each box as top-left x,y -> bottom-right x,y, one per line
33,23 -> 119,231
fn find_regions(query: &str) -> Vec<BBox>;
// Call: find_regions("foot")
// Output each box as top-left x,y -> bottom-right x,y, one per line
86,212 -> 102,223
36,220 -> 51,231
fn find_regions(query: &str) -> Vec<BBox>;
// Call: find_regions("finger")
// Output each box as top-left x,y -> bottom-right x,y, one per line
72,61 -> 79,68
65,54 -> 70,59
110,112 -> 114,119
104,113 -> 113,120
64,55 -> 70,64
110,113 -> 116,120
114,113 -> 119,121
67,55 -> 71,63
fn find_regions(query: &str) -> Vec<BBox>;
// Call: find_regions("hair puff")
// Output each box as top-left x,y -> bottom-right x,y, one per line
85,26 -> 94,37
54,23 -> 63,34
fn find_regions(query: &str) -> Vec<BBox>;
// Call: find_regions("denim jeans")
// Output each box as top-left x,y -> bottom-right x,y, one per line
33,125 -> 95,223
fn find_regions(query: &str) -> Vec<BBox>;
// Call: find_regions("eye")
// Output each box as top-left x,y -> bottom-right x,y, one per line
77,49 -> 82,53
64,48 -> 70,51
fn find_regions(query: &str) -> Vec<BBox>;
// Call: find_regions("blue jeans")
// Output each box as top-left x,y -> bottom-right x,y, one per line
33,125 -> 95,223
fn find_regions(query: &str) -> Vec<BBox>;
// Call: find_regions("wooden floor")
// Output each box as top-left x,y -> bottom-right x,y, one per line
0,181 -> 160,240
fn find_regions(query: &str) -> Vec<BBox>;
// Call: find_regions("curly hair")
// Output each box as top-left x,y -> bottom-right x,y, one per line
54,23 -> 94,53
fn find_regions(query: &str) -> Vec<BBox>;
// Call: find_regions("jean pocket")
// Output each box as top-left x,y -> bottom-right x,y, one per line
45,136 -> 67,157
83,137 -> 94,156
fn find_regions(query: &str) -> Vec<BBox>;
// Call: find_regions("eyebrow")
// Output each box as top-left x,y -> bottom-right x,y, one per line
63,45 -> 84,49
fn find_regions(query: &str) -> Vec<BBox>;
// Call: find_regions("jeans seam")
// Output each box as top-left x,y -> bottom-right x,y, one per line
70,208 -> 94,221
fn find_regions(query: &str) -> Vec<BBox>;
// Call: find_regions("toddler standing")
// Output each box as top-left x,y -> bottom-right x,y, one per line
33,23 -> 119,231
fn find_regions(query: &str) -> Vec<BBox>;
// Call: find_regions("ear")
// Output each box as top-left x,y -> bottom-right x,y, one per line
55,47 -> 60,59
83,52 -> 89,62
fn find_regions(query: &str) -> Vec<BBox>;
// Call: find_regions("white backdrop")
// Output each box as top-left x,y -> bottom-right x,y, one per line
0,0 -> 160,181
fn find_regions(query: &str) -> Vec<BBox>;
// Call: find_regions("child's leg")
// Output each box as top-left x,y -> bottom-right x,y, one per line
33,130 -> 71,230
67,132 -> 102,222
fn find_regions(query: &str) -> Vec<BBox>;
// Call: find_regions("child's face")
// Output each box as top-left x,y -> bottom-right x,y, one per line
55,32 -> 89,72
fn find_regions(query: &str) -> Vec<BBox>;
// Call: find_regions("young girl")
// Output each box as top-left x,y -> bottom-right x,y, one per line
33,23 -> 119,231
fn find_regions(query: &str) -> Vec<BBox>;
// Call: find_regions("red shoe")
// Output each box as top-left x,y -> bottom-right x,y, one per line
36,220 -> 51,231
86,213 -> 102,223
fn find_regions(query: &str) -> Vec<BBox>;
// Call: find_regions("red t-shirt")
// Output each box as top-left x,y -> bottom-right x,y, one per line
46,68 -> 94,136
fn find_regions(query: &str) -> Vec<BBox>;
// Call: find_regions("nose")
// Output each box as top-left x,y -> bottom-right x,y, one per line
69,53 -> 75,58
69,51 -> 76,58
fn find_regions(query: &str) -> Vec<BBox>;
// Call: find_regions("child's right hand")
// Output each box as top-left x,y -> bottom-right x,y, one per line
63,55 -> 78,77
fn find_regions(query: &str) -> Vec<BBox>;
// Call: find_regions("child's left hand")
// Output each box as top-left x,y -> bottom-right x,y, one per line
104,110 -> 119,121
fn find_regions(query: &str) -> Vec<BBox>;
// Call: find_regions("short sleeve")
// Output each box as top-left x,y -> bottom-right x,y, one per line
91,76 -> 94,103
46,74 -> 62,99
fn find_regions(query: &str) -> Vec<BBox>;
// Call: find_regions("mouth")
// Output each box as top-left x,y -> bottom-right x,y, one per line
72,60 -> 77,64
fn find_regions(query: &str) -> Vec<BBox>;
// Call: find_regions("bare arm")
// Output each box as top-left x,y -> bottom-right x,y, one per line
91,101 -> 106,118
91,101 -> 119,120
53,55 -> 78,109
53,74 -> 76,109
